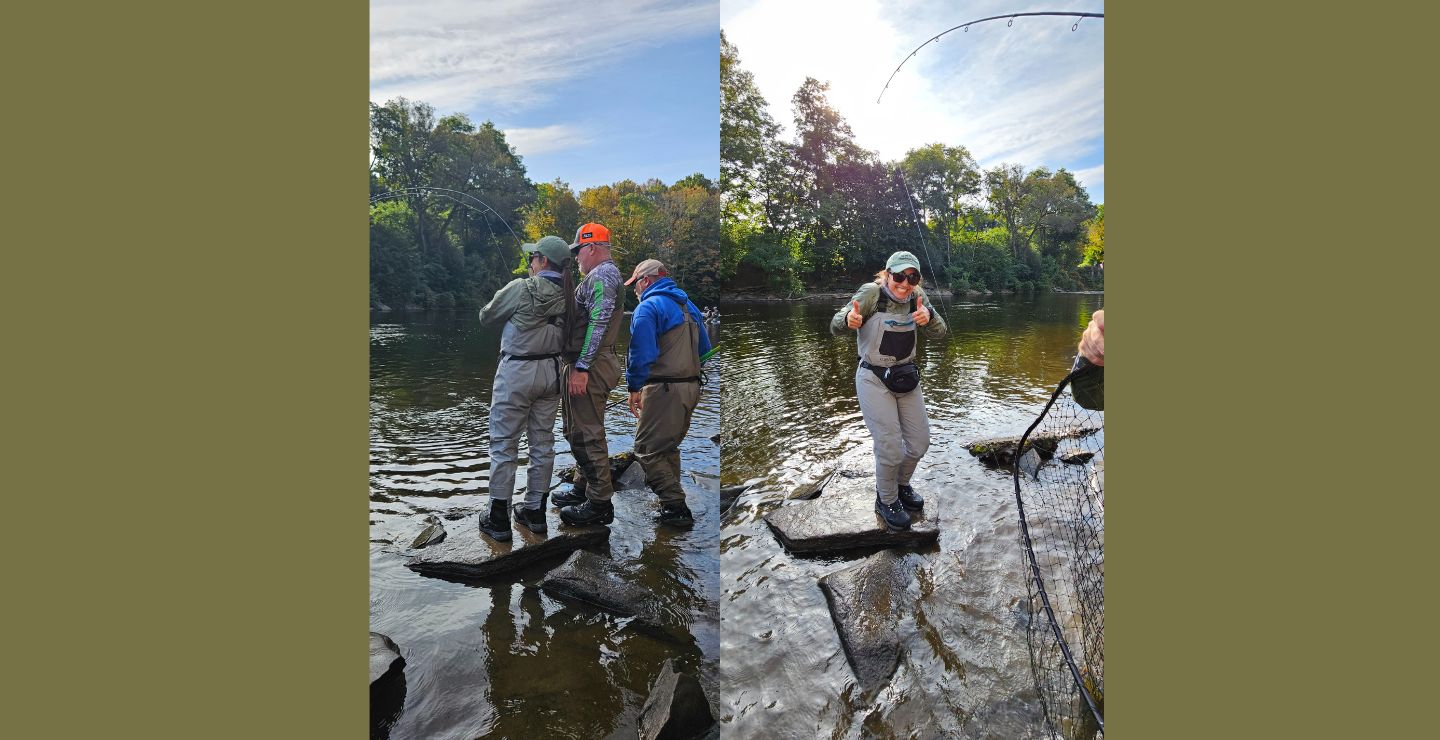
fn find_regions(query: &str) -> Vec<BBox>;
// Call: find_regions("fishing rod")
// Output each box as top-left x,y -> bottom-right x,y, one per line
894,168 -> 951,325
370,186 -> 525,247
877,11 -> 1105,104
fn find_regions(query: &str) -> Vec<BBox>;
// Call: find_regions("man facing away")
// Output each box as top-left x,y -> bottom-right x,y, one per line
476,235 -> 571,541
623,259 -> 712,526
555,223 -> 625,527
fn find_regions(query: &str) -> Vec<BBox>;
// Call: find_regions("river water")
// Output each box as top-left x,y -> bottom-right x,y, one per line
718,292 -> 1104,739
369,310 -> 721,739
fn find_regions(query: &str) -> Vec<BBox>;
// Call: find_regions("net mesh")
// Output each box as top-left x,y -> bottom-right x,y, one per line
1014,363 -> 1105,738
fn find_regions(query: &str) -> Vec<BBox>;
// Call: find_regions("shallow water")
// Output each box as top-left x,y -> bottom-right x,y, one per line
370,310 -> 720,739
718,293 -> 1103,739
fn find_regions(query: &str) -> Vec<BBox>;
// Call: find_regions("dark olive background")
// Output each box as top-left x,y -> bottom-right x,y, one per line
7,1 -> 1436,737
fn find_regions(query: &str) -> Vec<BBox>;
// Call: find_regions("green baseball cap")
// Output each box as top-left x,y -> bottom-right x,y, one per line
525,235 -> 572,266
887,250 -> 921,274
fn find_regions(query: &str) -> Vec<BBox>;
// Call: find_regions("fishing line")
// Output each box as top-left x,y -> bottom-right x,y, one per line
895,167 -> 951,325
370,186 -> 524,247
876,11 -> 1105,103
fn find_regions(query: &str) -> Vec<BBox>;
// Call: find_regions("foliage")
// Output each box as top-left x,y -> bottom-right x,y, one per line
718,34 -> 1103,296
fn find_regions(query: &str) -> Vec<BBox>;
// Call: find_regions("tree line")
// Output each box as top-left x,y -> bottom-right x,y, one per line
371,97 -> 722,310
720,32 -> 1104,296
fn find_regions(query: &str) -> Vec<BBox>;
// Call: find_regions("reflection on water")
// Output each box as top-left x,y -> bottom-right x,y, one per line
719,293 -> 1102,739
370,310 -> 720,739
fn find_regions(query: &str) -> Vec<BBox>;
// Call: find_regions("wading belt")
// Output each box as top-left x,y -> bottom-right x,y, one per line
644,375 -> 701,386
503,352 -> 563,394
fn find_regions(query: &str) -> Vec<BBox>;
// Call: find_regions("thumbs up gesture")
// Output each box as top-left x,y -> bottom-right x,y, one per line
846,300 -> 863,329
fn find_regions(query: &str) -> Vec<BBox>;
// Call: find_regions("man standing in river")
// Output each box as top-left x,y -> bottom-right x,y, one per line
555,223 -> 625,526
624,259 -> 712,527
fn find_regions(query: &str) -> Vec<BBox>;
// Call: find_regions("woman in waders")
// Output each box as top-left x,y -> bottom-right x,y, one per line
476,235 -> 573,541
830,250 -> 948,531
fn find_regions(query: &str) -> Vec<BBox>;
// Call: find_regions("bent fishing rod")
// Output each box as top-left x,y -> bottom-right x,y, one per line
877,11 -> 1104,104
370,186 -> 525,247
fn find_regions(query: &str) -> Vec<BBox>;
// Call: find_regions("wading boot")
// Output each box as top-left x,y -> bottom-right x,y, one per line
655,502 -> 694,528
478,499 -> 512,542
559,499 -> 614,527
897,484 -> 924,511
875,496 -> 911,531
552,484 -> 586,508
513,497 -> 548,534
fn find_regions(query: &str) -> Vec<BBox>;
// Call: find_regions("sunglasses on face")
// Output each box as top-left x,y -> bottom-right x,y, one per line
890,270 -> 921,285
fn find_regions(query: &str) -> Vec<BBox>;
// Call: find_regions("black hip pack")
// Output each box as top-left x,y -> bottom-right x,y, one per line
861,359 -> 920,394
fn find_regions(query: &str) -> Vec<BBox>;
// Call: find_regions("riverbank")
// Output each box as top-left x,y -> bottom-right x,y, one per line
719,287 -> 1102,303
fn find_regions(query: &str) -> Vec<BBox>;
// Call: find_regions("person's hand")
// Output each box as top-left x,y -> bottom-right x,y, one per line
568,368 -> 590,396
628,391 -> 643,417
912,303 -> 930,326
846,300 -> 863,329
1078,309 -> 1104,366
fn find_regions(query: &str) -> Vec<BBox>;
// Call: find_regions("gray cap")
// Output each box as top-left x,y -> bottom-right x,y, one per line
524,235 -> 572,266
886,250 -> 921,274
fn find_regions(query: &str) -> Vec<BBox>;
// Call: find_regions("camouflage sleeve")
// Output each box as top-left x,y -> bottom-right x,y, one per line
576,265 -> 622,371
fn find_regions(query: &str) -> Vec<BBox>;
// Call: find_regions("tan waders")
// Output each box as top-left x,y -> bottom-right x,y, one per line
635,305 -> 702,506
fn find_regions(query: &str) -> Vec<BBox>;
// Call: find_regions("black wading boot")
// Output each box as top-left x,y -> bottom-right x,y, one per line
875,496 -> 911,531
559,499 -> 614,526
478,499 -> 512,542
513,495 -> 548,534
897,484 -> 924,511
552,483 -> 586,508
655,502 -> 694,528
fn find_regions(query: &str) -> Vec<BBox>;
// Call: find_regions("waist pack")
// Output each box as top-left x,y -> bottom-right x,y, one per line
861,359 -> 920,394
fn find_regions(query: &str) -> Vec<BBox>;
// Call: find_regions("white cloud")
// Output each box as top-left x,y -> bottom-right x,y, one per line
371,0 -> 717,113
723,0 -> 1103,177
502,124 -> 593,156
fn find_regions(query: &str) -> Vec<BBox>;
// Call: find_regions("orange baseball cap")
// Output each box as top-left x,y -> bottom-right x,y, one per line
570,222 -> 611,249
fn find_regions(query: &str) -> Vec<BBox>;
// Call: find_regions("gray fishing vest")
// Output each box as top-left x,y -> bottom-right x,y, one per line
857,286 -> 919,368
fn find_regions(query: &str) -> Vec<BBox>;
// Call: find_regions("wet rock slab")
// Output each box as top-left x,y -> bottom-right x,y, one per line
538,550 -> 668,630
369,632 -> 404,687
370,632 -> 406,737
405,512 -> 609,580
964,425 -> 1101,467
763,475 -> 938,554
638,659 -> 717,740
819,550 -> 923,695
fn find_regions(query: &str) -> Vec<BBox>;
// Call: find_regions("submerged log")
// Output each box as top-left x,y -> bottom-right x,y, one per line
964,425 -> 1101,467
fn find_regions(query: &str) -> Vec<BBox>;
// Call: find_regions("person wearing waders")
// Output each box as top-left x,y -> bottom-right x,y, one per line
555,223 -> 626,527
623,259 -> 713,527
830,251 -> 948,531
476,235 -> 572,541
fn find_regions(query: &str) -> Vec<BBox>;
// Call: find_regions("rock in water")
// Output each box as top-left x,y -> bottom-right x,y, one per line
763,475 -> 939,554
1017,447 -> 1043,481
369,632 -> 404,686
405,512 -> 609,581
558,450 -> 636,484
818,550 -> 922,696
639,659 -> 717,740
614,457 -> 649,491
409,518 -> 446,549
787,466 -> 837,500
719,484 -> 750,513
1059,448 -> 1095,465
538,550 -> 668,630
370,632 -> 406,738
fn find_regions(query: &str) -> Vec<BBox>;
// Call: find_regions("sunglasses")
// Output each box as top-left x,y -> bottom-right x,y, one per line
890,270 -> 921,285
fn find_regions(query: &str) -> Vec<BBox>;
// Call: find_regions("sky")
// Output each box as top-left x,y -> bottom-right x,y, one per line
371,0 -> 720,191
722,0 -> 1104,203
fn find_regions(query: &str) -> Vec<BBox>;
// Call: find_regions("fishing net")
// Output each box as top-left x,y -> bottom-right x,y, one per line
1013,360 -> 1105,738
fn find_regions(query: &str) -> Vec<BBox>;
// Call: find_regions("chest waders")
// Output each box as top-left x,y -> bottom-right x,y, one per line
489,309 -> 565,514
561,276 -> 624,503
854,290 -> 931,506
635,297 -> 702,505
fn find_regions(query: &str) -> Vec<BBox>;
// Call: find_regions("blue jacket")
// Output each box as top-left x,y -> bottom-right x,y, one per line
627,277 -> 713,391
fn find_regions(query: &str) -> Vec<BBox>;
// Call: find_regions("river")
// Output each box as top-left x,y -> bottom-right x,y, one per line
369,309 -> 721,739
718,292 -> 1104,739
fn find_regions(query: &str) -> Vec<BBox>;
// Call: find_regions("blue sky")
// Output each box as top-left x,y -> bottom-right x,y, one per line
723,0 -> 1104,203
371,0 -> 719,191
